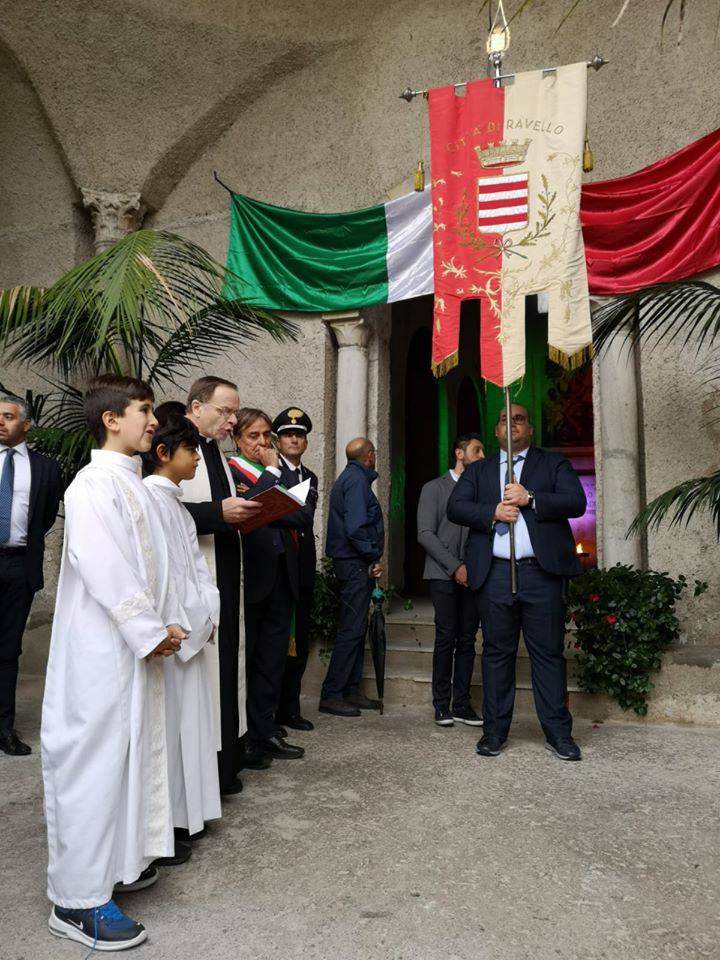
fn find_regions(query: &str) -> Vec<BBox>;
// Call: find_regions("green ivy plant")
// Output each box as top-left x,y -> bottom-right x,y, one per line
567,564 -> 707,715
310,559 -> 342,664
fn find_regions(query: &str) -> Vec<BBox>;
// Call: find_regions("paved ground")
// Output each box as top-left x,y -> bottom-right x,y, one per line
3,675 -> 720,960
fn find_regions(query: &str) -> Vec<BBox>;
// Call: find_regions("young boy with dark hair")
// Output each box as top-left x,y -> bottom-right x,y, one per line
42,374 -> 187,951
142,405 -> 222,841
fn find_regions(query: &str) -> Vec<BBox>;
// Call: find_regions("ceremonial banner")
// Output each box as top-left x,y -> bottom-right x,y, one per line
428,63 -> 592,386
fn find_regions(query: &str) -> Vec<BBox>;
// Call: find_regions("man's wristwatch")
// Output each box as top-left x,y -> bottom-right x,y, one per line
526,490 -> 535,508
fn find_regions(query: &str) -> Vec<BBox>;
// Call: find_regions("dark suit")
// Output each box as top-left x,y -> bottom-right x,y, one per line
0,448 -> 62,732
447,446 -> 586,742
229,461 -> 297,746
417,472 -> 478,711
276,458 -> 318,720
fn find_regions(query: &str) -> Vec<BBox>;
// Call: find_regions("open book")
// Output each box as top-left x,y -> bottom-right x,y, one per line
233,478 -> 310,534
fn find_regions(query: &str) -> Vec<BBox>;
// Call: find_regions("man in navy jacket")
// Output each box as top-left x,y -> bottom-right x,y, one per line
320,438 -> 384,717
447,404 -> 586,761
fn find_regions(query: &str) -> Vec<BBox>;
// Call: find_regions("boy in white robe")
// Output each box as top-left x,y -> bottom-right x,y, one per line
142,405 -> 222,839
42,375 -> 187,952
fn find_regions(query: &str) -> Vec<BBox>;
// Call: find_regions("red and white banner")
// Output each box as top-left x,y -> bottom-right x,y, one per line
428,63 -> 592,386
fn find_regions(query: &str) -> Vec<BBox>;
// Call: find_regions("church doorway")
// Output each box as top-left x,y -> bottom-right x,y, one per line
388,295 -> 597,597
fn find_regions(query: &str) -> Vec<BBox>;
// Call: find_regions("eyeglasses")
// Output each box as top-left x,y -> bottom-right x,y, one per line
205,403 -> 240,420
499,414 -> 528,425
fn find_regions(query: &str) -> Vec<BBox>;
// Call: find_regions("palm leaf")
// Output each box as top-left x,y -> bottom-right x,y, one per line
628,471 -> 720,539
592,281 -> 720,358
0,230 -> 296,380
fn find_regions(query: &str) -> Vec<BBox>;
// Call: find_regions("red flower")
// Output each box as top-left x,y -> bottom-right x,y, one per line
589,593 -> 600,603
606,614 -> 618,625
573,641 -> 581,650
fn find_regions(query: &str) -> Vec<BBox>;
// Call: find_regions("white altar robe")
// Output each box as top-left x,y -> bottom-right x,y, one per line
179,445 -> 247,740
41,450 -> 177,909
143,475 -> 222,835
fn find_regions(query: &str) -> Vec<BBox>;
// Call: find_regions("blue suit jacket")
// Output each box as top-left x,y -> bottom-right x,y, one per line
446,446 -> 587,590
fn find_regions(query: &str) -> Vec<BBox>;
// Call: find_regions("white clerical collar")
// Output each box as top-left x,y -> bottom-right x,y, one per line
449,468 -> 460,482
144,474 -> 182,497
0,442 -> 28,457
91,449 -> 141,473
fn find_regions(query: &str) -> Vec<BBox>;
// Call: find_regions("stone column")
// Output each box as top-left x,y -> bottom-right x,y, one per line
324,311 -> 370,476
593,309 -> 644,569
81,189 -> 146,252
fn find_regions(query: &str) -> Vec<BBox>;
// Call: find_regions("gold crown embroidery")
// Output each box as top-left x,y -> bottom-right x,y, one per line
474,139 -> 531,168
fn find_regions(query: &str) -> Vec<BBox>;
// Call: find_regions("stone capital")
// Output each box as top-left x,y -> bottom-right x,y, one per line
323,311 -> 370,350
81,189 -> 146,252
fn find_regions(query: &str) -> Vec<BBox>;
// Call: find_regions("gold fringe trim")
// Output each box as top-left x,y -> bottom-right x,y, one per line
431,352 -> 459,378
548,343 -> 594,371
288,635 -> 297,657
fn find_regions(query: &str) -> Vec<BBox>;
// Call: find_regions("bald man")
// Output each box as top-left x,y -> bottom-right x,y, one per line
320,439 -> 385,717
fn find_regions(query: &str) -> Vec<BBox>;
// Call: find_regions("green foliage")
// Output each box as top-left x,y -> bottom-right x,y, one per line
310,559 -> 342,662
567,564 -> 708,715
0,230 -> 296,481
593,280 -> 720,537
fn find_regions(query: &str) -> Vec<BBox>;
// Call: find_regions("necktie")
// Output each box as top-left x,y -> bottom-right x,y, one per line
0,449 -> 16,545
495,454 -> 522,537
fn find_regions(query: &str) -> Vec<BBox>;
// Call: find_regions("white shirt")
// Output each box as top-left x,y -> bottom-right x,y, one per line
493,448 -> 535,560
0,442 -> 31,546
449,469 -> 459,483
280,454 -> 304,481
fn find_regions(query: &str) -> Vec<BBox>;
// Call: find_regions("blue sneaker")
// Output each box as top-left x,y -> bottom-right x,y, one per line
49,899 -> 147,951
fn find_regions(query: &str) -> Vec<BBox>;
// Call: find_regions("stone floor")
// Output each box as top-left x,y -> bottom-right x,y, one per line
3,675 -> 720,960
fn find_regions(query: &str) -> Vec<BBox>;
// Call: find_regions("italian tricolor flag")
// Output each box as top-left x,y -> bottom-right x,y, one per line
228,454 -> 263,484
224,190 -> 433,312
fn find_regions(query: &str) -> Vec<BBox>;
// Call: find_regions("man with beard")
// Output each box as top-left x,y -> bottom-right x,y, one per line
180,377 -> 264,796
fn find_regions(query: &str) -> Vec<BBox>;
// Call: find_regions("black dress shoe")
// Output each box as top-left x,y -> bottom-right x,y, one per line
240,747 -> 273,771
113,866 -> 159,894
318,698 -> 361,717
0,729 -> 31,756
545,737 -> 582,761
274,725 -> 288,739
476,735 -> 506,757
151,839 -> 192,867
174,826 -> 206,842
258,735 -> 305,759
220,775 -> 244,795
277,714 -> 315,731
344,693 -> 382,710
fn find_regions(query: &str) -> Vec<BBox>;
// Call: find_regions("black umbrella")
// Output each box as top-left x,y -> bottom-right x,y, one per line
367,581 -> 386,714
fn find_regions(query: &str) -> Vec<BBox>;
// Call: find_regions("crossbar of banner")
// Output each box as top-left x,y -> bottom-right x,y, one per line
399,54 -> 607,101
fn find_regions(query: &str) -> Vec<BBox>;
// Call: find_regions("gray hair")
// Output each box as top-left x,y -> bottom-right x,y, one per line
0,394 -> 31,421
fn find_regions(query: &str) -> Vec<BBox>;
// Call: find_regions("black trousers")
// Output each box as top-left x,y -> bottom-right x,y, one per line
428,579 -> 479,711
476,558 -> 572,743
245,564 -> 294,745
217,579 -> 242,787
277,587 -> 313,719
321,558 -> 372,701
0,552 -> 35,732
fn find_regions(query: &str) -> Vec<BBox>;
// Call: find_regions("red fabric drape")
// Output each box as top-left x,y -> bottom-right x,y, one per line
581,127 -> 720,295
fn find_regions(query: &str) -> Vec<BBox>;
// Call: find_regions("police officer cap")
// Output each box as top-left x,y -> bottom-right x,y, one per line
273,407 -> 313,435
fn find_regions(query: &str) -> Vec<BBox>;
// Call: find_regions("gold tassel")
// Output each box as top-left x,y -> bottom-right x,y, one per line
288,635 -> 297,657
414,159 -> 425,192
548,343 -> 594,370
431,351 -> 459,378
582,134 -> 594,173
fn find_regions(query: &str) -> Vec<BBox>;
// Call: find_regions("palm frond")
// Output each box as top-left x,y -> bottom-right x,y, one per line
147,297 -> 298,387
628,470 -> 720,539
0,230 -> 295,380
592,281 -> 720,357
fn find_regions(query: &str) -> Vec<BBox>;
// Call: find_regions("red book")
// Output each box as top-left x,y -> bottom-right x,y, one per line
232,485 -> 305,534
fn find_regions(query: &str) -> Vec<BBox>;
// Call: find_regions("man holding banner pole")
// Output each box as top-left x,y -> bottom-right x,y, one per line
447,403 -> 586,761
